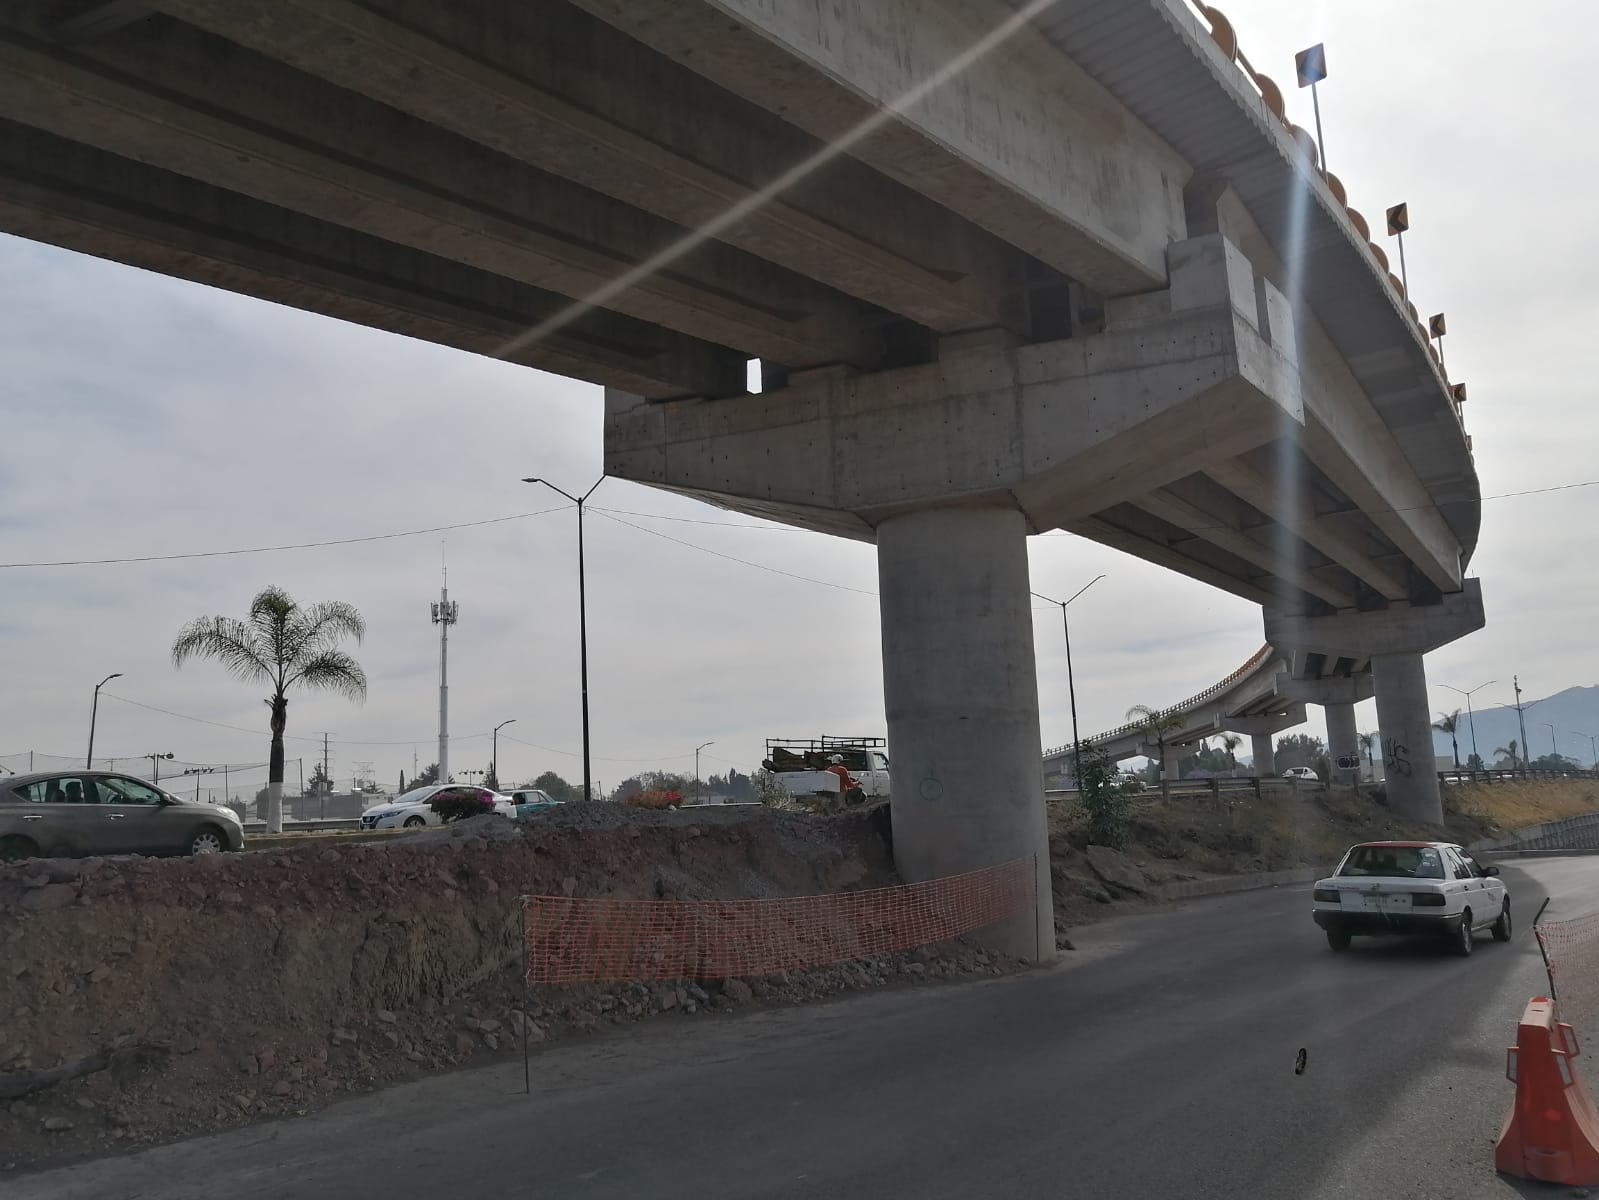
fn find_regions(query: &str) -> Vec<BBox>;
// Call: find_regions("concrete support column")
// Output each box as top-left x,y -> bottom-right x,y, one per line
1162,747 -> 1182,782
1324,701 -> 1360,784
877,506 -> 1053,962
1251,733 -> 1275,777
1372,652 -> 1441,823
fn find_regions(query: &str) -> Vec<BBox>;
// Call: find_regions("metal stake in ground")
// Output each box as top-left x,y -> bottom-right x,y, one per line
521,901 -> 531,1096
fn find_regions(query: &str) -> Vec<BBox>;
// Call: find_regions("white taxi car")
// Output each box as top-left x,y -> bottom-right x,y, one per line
1312,840 -> 1511,955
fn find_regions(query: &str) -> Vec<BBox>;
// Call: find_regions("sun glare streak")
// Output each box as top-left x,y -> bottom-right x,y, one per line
491,0 -> 1062,364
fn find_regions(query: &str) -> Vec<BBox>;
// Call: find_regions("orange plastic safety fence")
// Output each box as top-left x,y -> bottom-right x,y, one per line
521,857 -> 1035,984
1538,910 -> 1599,1032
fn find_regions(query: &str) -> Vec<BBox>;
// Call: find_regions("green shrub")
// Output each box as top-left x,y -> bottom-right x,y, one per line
1077,745 -> 1130,849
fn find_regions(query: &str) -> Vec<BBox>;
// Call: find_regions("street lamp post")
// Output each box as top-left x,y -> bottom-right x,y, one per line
695,741 -> 715,805
523,476 -> 604,802
1440,679 -> 1495,767
492,719 -> 517,790
1031,575 -> 1107,790
1580,732 -> 1598,772
86,672 -> 123,767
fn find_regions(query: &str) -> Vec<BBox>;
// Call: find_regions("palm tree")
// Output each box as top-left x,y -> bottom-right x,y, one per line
1127,704 -> 1185,802
173,586 -> 367,832
1433,709 -> 1462,770
1218,733 -> 1242,774
1495,739 -> 1520,770
1358,731 -> 1376,771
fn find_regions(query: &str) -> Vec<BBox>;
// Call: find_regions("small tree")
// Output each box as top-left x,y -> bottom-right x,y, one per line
1358,732 -> 1376,771
1127,704 -> 1184,802
1433,709 -> 1462,770
531,771 -> 575,803
411,762 -> 440,789
753,770 -> 791,808
1495,740 -> 1520,769
307,762 -> 333,795
430,787 -> 494,822
1077,745 -> 1130,848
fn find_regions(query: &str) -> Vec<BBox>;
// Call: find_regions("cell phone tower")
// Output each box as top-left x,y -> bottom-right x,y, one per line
430,566 -> 459,784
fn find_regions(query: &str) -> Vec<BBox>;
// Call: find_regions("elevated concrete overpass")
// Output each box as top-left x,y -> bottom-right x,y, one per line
1041,643 -> 1376,785
0,0 -> 1485,956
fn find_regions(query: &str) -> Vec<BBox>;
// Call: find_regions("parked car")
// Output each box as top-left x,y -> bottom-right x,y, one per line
358,784 -> 515,829
1282,766 -> 1319,782
0,770 -> 244,860
507,788 -> 564,817
1311,840 -> 1511,955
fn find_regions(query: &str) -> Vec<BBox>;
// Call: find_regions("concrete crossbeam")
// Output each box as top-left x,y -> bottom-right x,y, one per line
608,234 -> 1303,537
1264,582 -> 1486,660
570,0 -> 1190,295
1273,673 -> 1376,707
0,28 -> 878,370
1226,707 -> 1307,738
150,0 -> 1026,336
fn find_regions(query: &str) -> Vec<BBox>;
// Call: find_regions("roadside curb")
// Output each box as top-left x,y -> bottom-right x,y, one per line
1158,867 -> 1320,901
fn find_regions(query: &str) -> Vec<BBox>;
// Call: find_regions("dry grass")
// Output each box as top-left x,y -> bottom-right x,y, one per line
1445,779 -> 1599,832
1048,778 -> 1599,915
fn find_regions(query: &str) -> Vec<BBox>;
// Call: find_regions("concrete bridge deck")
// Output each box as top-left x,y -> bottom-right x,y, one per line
0,0 -> 1488,954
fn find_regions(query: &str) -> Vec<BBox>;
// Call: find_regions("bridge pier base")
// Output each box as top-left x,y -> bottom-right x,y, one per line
1274,674 -> 1374,785
1265,583 -> 1487,824
877,505 -> 1055,963
1372,652 -> 1439,815
1250,733 -> 1275,777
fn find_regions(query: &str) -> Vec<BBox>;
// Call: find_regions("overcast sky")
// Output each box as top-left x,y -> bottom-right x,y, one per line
2,0 -> 1593,797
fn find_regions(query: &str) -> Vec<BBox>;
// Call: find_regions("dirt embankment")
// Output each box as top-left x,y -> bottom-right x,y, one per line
1046,777 -> 1599,926
5,780 -> 1593,1170
0,804 -> 1012,1169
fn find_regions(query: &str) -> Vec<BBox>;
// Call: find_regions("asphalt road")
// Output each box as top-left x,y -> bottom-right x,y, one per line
13,858 -> 1598,1200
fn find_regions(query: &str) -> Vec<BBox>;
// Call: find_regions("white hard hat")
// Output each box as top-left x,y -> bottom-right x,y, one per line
829,754 -> 843,763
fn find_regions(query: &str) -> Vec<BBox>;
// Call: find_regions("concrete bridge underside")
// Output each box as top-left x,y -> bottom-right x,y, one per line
0,0 -> 1486,956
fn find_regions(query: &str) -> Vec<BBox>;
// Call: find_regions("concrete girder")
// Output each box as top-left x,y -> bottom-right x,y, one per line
1063,516 -> 1276,609
0,123 -> 747,398
0,28 -> 878,371
569,0 -> 1190,295
1205,457 -> 1409,602
1132,489 -> 1357,609
148,0 -> 1027,338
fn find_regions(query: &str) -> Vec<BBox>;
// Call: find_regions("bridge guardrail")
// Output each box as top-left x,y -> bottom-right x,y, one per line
1043,644 -> 1275,758
1439,769 -> 1598,786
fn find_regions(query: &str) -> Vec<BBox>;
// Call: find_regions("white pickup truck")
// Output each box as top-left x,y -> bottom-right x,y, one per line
762,739 -> 891,803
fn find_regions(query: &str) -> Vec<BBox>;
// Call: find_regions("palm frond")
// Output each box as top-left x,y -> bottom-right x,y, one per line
249,586 -> 296,682
290,648 -> 368,703
285,599 -> 367,667
171,616 -> 273,685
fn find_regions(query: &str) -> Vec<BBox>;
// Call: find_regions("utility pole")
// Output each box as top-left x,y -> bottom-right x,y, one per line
1031,575 -> 1107,789
1514,676 -> 1532,770
431,568 -> 459,784
695,741 -> 715,805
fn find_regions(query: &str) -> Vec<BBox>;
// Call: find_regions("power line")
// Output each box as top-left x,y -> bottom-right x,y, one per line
0,506 -> 570,569
593,510 -> 879,596
100,692 -> 489,746
589,505 -> 806,530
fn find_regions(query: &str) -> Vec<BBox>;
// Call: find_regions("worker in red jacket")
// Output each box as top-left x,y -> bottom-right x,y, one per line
825,754 -> 859,801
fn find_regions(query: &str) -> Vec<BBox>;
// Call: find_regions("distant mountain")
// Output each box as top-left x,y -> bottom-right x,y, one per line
1428,686 -> 1599,768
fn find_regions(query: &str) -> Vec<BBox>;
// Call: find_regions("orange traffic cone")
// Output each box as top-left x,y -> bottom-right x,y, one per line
1496,996 -> 1599,1185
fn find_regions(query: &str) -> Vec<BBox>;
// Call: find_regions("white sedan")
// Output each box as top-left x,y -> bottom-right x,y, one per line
1311,840 -> 1511,955
359,784 -> 516,830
